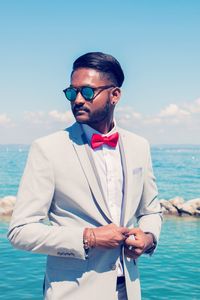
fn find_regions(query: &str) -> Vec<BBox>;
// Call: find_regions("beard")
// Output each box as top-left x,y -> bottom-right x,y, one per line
72,98 -> 114,131
86,100 -> 111,125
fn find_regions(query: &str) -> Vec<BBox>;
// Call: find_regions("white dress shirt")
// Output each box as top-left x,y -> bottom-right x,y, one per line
82,122 -> 124,276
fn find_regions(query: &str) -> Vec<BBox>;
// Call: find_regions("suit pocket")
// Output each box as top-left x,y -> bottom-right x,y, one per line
47,256 -> 88,272
132,167 -> 143,175
132,168 -> 143,188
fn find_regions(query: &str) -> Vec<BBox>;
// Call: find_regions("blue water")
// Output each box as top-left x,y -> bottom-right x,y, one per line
0,144 -> 200,299
152,145 -> 200,200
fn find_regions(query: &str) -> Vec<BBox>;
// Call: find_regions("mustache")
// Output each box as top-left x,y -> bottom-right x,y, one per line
72,105 -> 89,113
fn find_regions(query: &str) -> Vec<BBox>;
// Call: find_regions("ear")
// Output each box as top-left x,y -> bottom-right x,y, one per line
110,87 -> 121,105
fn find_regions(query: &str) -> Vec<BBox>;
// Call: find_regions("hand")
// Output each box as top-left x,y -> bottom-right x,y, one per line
124,228 -> 154,259
92,223 -> 129,249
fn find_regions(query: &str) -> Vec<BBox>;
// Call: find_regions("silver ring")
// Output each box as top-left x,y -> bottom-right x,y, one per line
128,245 -> 133,251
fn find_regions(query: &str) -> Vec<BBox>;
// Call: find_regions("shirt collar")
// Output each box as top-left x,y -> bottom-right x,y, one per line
81,120 -> 118,144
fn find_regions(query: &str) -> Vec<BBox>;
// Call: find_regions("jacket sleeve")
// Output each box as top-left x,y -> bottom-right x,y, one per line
7,141 -> 86,260
135,141 -> 162,253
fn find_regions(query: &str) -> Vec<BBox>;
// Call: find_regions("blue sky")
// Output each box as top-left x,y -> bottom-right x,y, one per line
0,0 -> 200,144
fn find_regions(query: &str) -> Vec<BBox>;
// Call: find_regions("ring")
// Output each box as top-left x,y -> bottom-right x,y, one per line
128,245 -> 133,251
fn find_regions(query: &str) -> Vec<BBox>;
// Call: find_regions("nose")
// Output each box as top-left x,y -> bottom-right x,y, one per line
73,91 -> 85,106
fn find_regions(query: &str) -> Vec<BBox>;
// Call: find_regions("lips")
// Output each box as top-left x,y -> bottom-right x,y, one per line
73,107 -> 89,115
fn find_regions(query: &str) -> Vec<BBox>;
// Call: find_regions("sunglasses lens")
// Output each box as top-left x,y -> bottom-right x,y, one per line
65,88 -> 77,101
81,87 -> 94,100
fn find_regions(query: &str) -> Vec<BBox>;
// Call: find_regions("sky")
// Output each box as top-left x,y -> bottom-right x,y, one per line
0,0 -> 200,144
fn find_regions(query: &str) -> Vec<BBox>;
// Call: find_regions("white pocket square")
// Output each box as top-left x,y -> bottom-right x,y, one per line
132,167 -> 142,175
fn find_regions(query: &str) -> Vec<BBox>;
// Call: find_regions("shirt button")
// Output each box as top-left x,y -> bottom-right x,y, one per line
111,264 -> 116,270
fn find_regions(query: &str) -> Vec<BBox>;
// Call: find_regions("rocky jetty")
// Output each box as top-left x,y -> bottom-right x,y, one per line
0,195 -> 200,218
0,196 -> 16,217
160,196 -> 200,217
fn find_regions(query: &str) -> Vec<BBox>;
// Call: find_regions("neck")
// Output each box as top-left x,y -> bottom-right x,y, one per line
88,119 -> 114,134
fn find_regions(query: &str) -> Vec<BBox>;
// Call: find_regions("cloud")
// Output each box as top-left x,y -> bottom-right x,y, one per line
0,113 -> 13,127
183,98 -> 200,114
159,104 -> 190,118
6,109 -> 75,143
21,99 -> 200,131
24,111 -> 45,124
115,98 -> 200,144
23,110 -> 74,125
48,110 -> 73,123
1,98 -> 199,144
156,100 -> 200,127
117,98 -> 200,127
143,117 -> 162,125
116,106 -> 142,120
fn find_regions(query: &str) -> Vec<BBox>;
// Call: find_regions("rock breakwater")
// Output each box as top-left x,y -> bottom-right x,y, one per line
0,195 -> 200,218
160,196 -> 200,216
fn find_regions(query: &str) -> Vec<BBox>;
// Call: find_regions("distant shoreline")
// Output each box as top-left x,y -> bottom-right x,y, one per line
0,143 -> 200,148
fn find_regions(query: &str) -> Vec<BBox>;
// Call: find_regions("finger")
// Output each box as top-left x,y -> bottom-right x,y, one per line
125,238 -> 143,248
119,233 -> 128,242
124,248 -> 138,259
127,228 -> 141,236
125,241 -> 146,255
125,246 -> 143,257
119,227 -> 130,235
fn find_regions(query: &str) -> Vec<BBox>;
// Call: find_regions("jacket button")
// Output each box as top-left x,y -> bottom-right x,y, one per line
111,264 -> 116,270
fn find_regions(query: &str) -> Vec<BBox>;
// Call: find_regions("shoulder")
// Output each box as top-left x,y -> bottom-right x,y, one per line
33,123 -> 80,147
34,130 -> 69,148
118,127 -> 152,165
118,127 -> 149,147
30,123 -> 79,156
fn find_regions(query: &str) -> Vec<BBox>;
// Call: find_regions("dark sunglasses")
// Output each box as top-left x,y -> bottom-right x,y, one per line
63,85 -> 115,101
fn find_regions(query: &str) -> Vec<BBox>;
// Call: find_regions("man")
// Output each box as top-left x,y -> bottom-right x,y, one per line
8,52 -> 162,300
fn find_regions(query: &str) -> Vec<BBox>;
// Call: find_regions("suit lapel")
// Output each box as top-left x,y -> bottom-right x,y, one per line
118,128 -> 135,226
68,123 -> 112,223
118,130 -> 128,226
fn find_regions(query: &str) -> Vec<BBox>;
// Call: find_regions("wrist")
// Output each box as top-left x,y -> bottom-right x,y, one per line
144,232 -> 156,254
83,228 -> 96,255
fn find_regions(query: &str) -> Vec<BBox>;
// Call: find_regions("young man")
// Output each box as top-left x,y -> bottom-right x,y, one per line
8,52 -> 162,300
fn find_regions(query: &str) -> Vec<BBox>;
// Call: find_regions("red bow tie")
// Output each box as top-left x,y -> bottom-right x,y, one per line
91,132 -> 119,149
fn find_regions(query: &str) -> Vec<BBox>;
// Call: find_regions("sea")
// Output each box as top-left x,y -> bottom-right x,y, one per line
0,144 -> 200,300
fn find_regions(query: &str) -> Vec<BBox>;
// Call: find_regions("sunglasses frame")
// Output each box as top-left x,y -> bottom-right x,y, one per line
63,85 -> 115,102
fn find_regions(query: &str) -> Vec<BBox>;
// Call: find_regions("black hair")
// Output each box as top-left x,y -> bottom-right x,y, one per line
72,52 -> 124,87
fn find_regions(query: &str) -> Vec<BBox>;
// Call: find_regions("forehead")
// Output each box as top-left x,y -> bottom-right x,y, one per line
71,68 -> 109,87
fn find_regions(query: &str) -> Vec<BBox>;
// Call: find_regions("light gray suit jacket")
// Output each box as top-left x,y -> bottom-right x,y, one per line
8,122 -> 162,300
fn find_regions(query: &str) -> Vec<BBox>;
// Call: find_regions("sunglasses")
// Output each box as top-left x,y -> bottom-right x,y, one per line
63,85 -> 115,102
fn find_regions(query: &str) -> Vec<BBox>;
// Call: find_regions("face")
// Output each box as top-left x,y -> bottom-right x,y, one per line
70,68 -> 120,131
